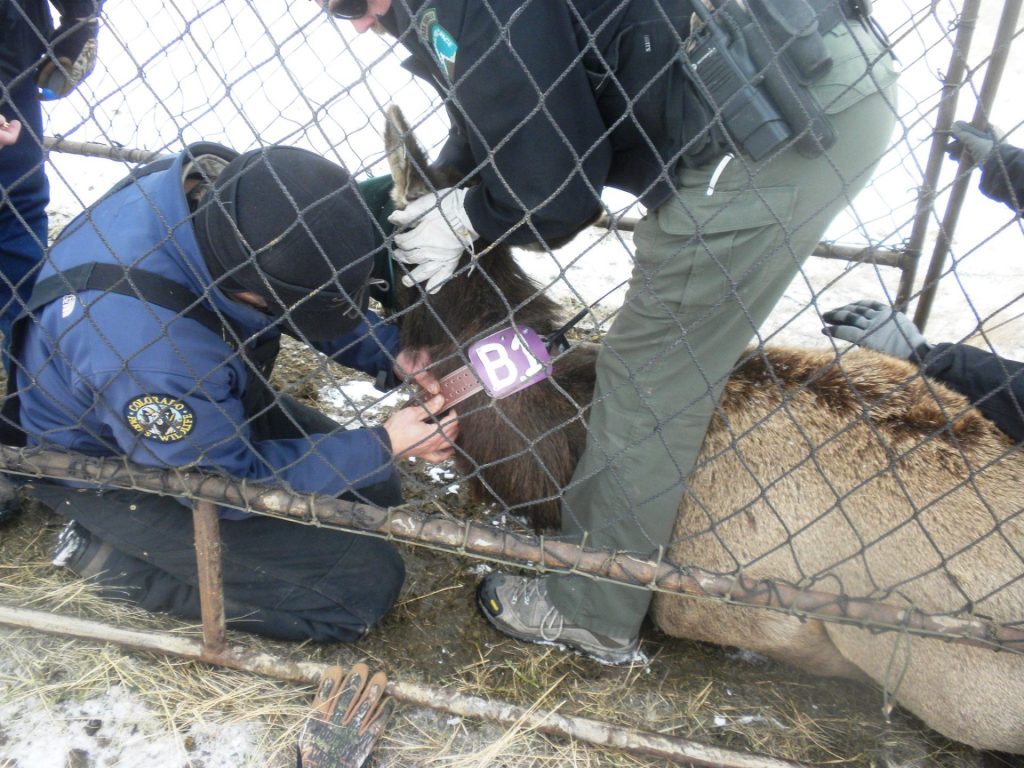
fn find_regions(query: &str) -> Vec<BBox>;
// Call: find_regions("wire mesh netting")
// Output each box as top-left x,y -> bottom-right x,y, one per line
2,0 -> 1024,756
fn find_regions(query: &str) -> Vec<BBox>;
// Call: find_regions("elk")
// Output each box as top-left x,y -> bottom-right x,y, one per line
381,105 -> 1024,754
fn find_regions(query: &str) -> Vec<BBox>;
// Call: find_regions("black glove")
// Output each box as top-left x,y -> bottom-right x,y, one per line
947,120 -> 996,168
37,11 -> 101,100
822,299 -> 931,362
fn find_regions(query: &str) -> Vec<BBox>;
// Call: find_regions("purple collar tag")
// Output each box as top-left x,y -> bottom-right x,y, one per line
467,326 -> 551,398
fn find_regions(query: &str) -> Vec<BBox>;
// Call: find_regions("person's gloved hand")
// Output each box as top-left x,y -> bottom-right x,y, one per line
37,12 -> 101,100
947,121 -> 996,168
388,188 -> 477,295
822,299 -> 931,361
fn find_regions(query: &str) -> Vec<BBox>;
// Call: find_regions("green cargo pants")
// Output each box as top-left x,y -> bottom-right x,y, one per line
547,19 -> 899,637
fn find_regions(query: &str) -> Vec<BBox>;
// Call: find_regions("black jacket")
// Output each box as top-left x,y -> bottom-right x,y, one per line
978,143 -> 1024,215
923,342 -> 1024,443
382,0 -> 692,246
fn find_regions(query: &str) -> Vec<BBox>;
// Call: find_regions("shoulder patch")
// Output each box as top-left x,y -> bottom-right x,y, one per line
125,394 -> 195,442
419,8 -> 457,81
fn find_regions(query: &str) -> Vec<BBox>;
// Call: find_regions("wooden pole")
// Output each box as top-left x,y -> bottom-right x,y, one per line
0,603 -> 816,768
43,136 -> 165,164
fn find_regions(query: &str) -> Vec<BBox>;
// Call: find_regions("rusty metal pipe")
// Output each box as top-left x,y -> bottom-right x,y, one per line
4,446 -> 1021,653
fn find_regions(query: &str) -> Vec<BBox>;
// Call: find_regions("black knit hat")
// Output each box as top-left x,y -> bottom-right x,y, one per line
193,146 -> 374,341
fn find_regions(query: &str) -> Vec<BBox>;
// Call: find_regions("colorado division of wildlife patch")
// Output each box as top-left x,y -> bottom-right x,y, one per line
419,9 -> 457,80
125,394 -> 195,442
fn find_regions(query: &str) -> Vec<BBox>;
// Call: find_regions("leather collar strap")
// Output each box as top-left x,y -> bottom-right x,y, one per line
438,365 -> 484,410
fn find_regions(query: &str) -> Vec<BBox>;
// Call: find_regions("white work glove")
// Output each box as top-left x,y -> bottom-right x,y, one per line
388,188 -> 478,294
947,120 -> 997,168
822,299 -> 931,362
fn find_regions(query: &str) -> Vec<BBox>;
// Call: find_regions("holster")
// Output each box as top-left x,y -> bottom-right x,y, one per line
681,0 -> 876,165
740,0 -> 837,157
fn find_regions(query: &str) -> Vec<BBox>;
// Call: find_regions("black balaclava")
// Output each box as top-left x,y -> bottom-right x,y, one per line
193,145 -> 374,341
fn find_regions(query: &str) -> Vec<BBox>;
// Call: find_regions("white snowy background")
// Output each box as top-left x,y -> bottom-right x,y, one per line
2,0 -> 1023,764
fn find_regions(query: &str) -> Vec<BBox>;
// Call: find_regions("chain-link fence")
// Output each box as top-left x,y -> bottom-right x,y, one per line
2,0 -> 1023,758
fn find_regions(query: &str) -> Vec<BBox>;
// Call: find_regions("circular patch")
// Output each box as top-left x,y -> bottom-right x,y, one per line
125,394 -> 195,442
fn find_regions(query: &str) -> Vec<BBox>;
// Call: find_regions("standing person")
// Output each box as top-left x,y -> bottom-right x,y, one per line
1,0 -> 104,524
322,0 -> 898,662
947,120 -> 1024,215
6,143 -> 459,642
0,111 -> 24,525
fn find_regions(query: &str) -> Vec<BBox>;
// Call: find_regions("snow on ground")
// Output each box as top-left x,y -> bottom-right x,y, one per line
2,0 -> 1023,765
0,673 -> 258,768
319,378 -> 409,425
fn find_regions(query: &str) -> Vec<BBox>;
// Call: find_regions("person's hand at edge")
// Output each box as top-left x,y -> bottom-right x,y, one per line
0,116 -> 22,147
947,120 -> 996,168
822,299 -> 931,361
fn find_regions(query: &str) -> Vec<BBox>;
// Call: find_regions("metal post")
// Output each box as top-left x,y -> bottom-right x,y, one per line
192,500 -> 227,653
894,0 -> 984,317
911,0 -> 1023,329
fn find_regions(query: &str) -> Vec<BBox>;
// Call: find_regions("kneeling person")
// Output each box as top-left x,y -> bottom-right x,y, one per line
6,144 -> 458,642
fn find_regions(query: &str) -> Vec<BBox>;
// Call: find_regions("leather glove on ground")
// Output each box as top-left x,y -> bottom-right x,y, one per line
37,12 -> 101,100
947,121 -> 996,168
297,664 -> 395,768
822,299 -> 931,361
389,188 -> 477,294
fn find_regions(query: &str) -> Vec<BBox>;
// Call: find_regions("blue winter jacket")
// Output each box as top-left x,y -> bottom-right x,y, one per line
14,149 -> 401,517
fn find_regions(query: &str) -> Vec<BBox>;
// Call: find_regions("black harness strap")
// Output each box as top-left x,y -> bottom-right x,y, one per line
0,263 -> 239,446
19,263 -> 230,341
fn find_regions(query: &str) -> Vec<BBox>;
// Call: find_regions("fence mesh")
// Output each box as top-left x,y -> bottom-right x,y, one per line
1,0 -> 1022,687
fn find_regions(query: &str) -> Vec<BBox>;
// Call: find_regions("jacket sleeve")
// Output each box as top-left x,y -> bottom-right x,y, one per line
441,1 -> 611,246
76,333 -> 395,516
979,144 -> 1024,215
313,309 -> 400,377
51,1 -> 103,19
922,342 -> 1024,442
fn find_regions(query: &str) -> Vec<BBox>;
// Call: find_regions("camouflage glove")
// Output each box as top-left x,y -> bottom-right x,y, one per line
297,664 -> 394,768
822,299 -> 931,362
37,12 -> 101,100
947,121 -> 996,168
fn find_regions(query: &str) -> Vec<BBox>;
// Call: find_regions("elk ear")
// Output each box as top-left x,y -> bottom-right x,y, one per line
384,105 -> 435,208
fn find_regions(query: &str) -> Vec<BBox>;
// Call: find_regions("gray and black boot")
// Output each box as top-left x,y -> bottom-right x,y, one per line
477,572 -> 642,665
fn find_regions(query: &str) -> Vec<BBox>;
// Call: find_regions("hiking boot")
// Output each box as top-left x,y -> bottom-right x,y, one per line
0,474 -> 22,527
52,521 -> 112,578
477,572 -> 642,665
